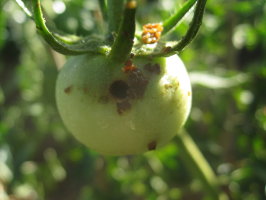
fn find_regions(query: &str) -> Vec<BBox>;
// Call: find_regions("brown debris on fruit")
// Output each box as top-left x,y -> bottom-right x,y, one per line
64,85 -> 73,94
122,59 -> 137,73
148,140 -> 157,150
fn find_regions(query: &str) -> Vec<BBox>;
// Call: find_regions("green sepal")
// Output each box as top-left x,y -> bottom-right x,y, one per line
32,0 -> 110,55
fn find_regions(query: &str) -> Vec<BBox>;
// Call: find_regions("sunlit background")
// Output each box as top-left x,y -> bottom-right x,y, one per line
1,0 -> 266,199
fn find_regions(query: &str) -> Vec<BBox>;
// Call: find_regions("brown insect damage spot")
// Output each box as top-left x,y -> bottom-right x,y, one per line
83,87 -> 89,94
117,100 -> 131,114
109,80 -> 129,100
64,85 -> 73,94
98,96 -> 109,104
127,68 -> 149,99
147,140 -> 157,151
144,63 -> 161,75
110,67 -> 149,115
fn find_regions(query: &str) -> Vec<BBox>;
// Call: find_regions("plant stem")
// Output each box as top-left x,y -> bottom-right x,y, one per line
108,1 -> 136,63
162,0 -> 197,35
98,0 -> 107,21
107,0 -> 125,34
171,0 -> 207,52
176,130 -> 228,200
15,0 -> 33,18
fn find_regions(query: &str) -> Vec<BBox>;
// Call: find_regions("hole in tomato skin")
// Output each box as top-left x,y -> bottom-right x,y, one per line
147,140 -> 157,151
64,85 -> 73,94
109,80 -> 129,100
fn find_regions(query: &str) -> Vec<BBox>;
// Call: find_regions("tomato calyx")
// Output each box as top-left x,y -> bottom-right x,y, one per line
20,0 -> 207,60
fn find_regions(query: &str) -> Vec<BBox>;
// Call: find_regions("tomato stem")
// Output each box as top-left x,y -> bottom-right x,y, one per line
176,130 -> 229,200
98,0 -> 108,22
108,1 -> 136,63
107,0 -> 125,35
162,0 -> 197,35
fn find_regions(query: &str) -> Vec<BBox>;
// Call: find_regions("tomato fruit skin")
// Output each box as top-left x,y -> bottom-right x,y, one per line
56,54 -> 192,155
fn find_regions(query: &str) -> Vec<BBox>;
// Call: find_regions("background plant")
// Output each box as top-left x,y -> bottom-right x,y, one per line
0,0 -> 266,200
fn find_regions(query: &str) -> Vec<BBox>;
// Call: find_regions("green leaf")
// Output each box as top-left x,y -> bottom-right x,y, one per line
189,72 -> 250,89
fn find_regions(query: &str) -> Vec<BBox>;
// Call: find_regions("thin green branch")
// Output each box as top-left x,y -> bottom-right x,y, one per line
98,0 -> 107,21
32,0 -> 110,55
171,0 -> 207,52
107,0 -> 125,34
136,0 -> 207,58
15,0 -> 33,18
108,1 -> 136,63
176,130 -> 228,200
162,0 -> 197,35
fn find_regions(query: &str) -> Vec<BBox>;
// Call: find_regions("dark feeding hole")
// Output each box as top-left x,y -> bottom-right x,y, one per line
148,140 -> 157,151
64,85 -> 73,94
109,80 -> 129,99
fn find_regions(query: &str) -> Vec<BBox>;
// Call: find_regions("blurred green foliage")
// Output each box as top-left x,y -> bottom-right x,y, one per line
1,0 -> 266,199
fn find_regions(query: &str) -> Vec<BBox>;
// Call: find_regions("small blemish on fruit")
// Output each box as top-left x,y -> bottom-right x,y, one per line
64,85 -> 73,94
117,100 -> 131,114
148,140 -> 157,151
144,63 -> 161,74
83,87 -> 89,93
98,96 -> 109,104
109,80 -> 129,100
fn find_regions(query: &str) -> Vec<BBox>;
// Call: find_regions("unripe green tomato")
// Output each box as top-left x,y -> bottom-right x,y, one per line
56,54 -> 192,155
